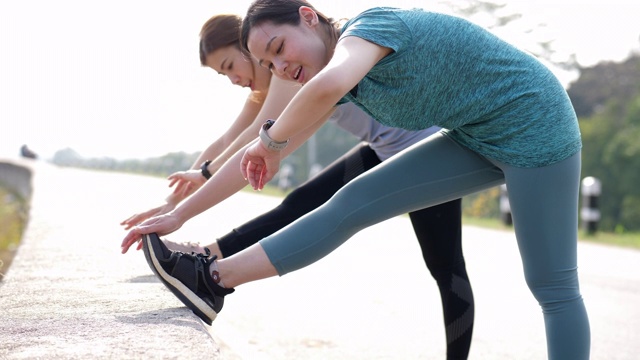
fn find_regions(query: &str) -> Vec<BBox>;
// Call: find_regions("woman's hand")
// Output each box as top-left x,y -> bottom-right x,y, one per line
168,169 -> 206,198
120,203 -> 177,230
121,169 -> 206,230
120,213 -> 183,254
240,142 -> 282,190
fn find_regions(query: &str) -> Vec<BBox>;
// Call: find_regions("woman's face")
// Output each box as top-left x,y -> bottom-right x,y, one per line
204,45 -> 271,92
246,16 -> 330,85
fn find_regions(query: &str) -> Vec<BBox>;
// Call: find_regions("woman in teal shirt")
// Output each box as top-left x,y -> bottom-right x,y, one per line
138,1 -> 590,358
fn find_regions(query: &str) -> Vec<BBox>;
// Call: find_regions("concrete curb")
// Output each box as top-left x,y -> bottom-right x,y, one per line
0,159 -> 222,359
0,158 -> 33,200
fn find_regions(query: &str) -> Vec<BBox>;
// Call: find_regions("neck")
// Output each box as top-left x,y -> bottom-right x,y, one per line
321,23 -> 340,66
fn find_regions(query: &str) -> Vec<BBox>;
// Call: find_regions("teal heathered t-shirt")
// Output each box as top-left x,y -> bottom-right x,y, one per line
339,7 -> 581,167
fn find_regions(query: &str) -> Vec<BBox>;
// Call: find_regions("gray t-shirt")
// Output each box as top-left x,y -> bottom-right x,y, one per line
329,102 -> 440,161
339,7 -> 581,167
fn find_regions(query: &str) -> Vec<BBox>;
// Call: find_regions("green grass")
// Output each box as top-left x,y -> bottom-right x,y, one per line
0,186 -> 28,280
578,230 -> 640,249
463,215 -> 640,249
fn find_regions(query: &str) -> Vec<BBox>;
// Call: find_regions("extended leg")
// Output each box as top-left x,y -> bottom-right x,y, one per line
257,133 -> 504,275
217,143 -> 380,257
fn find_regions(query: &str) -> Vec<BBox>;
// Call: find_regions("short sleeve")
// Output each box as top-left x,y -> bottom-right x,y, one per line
339,8 -> 411,54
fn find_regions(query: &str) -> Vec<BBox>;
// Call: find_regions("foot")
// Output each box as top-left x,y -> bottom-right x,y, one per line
163,238 -> 207,255
141,233 -> 234,325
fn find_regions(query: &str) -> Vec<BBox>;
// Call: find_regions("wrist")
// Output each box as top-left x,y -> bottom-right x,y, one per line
165,196 -> 179,206
259,119 -> 289,151
170,207 -> 190,225
164,192 -> 182,204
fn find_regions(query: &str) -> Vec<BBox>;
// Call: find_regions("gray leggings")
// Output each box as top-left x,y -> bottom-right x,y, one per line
259,132 -> 590,359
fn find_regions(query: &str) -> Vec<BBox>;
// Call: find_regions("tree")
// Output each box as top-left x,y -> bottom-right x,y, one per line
567,55 -> 640,118
576,60 -> 640,231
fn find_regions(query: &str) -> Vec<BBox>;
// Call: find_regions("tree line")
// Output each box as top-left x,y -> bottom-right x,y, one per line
569,54 -> 640,232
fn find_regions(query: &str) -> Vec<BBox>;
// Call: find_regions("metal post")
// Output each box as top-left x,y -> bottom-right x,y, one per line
580,176 -> 601,234
307,134 -> 320,180
499,184 -> 512,226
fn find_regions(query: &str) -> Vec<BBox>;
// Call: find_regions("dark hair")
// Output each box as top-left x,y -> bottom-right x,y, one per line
240,0 -> 334,54
199,14 -> 243,66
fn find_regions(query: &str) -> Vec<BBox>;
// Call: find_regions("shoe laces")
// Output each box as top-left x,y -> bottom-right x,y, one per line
192,250 -> 217,269
166,238 -> 204,254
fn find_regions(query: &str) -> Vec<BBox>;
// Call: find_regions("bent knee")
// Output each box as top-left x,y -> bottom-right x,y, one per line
525,268 -> 582,308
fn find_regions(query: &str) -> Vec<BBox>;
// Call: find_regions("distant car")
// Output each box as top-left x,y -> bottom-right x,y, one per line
20,145 -> 37,160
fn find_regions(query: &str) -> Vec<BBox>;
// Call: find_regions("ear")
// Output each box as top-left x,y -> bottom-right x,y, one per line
298,6 -> 319,27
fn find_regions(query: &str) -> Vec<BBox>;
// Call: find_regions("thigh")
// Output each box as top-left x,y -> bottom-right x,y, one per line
331,133 -> 506,226
501,152 -> 581,282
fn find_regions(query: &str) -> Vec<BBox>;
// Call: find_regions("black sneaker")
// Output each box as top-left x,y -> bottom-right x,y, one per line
141,232 -> 234,325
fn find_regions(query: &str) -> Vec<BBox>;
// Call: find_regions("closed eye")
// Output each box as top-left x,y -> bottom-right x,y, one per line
259,60 -> 273,70
265,41 -> 283,70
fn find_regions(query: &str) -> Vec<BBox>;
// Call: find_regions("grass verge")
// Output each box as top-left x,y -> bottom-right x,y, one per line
463,215 -> 640,249
0,186 -> 28,281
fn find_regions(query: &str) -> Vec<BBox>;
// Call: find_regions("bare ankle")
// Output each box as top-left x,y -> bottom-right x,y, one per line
209,260 -> 226,288
207,242 -> 223,260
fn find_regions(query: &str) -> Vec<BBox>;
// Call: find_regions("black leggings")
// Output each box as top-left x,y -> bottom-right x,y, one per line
218,143 -> 474,359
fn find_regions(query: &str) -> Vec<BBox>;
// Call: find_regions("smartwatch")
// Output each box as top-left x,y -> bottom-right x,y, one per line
200,160 -> 213,180
259,119 -> 289,151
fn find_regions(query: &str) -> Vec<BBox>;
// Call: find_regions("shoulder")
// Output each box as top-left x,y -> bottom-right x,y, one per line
342,7 -> 438,28
340,7 -> 415,52
342,7 -> 405,32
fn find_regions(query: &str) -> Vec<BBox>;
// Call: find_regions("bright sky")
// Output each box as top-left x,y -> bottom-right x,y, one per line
1,0 -> 638,160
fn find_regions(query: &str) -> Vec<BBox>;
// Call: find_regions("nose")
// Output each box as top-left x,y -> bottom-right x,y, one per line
272,59 -> 287,77
228,74 -> 241,86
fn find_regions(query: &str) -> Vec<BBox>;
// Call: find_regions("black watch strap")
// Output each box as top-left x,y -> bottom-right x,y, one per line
200,160 -> 213,180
